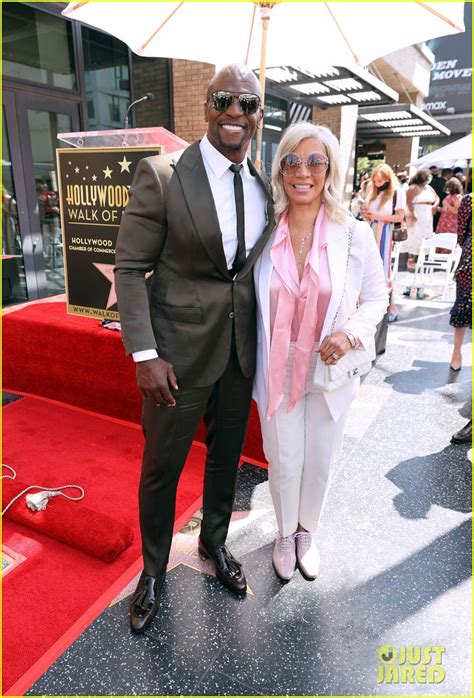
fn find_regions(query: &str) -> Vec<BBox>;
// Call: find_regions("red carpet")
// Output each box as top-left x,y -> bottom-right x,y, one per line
2,477 -> 133,562
3,301 -> 267,463
2,396 -> 206,694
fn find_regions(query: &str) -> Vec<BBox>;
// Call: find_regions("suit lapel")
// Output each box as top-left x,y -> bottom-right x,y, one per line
172,142 -> 229,278
320,221 -> 350,340
257,238 -> 273,354
173,143 -> 274,280
236,159 -> 274,279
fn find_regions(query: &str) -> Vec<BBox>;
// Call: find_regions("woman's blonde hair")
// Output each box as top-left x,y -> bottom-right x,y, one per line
366,163 -> 399,208
271,122 -> 351,225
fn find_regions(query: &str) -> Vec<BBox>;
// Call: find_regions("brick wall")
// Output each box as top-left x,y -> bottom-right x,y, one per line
131,57 -> 171,130
311,106 -> 341,138
172,60 -> 215,143
312,105 -> 358,202
384,137 -> 420,173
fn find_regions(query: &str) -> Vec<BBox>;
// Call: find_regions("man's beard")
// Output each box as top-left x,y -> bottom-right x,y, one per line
216,131 -> 248,152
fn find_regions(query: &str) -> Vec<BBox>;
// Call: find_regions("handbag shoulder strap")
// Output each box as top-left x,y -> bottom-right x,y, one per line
328,218 -> 355,336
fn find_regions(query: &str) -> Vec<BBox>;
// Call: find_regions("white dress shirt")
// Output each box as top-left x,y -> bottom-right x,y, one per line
133,134 -> 267,362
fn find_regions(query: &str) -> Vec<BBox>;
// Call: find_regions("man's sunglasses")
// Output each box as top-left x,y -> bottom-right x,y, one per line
280,152 -> 329,177
210,91 -> 261,115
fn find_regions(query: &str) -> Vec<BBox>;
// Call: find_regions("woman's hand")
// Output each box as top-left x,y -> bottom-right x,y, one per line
318,331 -> 352,365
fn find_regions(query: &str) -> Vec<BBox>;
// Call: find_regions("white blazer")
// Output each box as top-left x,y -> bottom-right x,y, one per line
253,217 -> 388,422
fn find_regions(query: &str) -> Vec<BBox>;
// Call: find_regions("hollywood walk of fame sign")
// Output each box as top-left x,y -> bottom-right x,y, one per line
57,146 -> 161,320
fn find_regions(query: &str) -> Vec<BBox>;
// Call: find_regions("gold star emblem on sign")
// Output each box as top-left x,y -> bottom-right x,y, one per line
102,166 -> 113,179
118,156 -> 132,173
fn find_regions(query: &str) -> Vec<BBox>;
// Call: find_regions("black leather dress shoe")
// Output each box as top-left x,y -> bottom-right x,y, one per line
198,537 -> 247,595
129,571 -> 165,634
451,420 -> 472,444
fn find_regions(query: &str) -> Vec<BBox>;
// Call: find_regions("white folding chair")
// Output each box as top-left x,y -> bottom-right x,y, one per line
390,241 -> 402,284
412,233 -> 460,300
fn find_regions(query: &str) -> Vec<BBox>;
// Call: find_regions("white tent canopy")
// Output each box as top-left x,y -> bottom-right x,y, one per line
410,134 -> 472,167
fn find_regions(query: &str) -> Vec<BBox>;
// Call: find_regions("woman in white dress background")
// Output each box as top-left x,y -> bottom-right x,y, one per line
406,169 -> 440,270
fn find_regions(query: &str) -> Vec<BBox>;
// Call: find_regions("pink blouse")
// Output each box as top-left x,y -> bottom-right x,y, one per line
269,242 -> 331,345
266,208 -> 331,418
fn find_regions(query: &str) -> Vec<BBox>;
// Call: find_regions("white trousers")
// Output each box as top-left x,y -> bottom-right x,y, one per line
259,347 -> 350,537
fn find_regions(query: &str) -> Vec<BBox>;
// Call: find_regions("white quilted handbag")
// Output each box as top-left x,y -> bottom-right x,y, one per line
322,347 -> 372,391
316,219 -> 372,392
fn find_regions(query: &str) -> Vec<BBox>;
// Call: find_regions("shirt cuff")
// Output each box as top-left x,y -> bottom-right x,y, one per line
132,349 -> 158,362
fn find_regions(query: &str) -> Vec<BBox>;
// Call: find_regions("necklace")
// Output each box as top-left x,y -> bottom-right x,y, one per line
291,227 -> 314,262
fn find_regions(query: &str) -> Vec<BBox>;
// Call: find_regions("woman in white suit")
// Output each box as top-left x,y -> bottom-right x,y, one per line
253,123 -> 387,581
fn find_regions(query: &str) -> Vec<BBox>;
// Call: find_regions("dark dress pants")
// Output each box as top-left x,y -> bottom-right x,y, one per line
139,337 -> 253,576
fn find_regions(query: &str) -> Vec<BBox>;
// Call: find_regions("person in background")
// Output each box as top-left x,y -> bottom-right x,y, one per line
441,167 -> 453,181
452,167 -> 467,192
449,192 -> 472,373
435,177 -> 464,252
430,166 -> 446,230
358,172 -> 370,198
253,122 -> 387,582
465,168 -> 472,194
397,171 -> 409,192
429,166 -> 445,198
361,163 -> 405,322
405,169 -> 439,271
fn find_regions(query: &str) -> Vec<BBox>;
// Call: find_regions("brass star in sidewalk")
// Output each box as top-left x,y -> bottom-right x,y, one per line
102,166 -> 113,179
118,156 -> 132,173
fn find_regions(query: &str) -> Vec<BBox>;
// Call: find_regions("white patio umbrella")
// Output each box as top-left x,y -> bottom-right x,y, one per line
62,1 -> 465,167
410,133 -> 472,167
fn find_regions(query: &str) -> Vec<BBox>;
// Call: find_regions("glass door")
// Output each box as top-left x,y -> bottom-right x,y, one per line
5,91 -> 81,303
2,104 -> 28,305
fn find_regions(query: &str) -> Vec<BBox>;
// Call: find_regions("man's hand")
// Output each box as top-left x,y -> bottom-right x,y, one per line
136,357 -> 178,406
318,331 -> 352,365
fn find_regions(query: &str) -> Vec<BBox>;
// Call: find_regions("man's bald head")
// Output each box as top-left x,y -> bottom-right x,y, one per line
206,64 -> 262,101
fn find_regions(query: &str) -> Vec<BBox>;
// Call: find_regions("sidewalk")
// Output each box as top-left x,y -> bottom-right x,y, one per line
25,290 -> 472,696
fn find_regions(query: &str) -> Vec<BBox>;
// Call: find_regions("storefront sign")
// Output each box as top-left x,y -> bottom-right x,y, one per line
57,146 -> 161,319
424,3 -> 472,117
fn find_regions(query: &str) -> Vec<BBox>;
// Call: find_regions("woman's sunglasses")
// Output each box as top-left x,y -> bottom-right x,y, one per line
280,152 -> 329,177
210,91 -> 261,115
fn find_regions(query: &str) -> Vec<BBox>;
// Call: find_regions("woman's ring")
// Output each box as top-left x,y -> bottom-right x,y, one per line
332,352 -> 340,360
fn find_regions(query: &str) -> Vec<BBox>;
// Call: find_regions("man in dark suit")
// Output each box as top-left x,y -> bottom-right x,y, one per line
114,64 -> 273,633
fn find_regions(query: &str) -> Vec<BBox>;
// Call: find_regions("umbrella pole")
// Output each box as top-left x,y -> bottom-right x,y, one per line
255,4 -> 273,173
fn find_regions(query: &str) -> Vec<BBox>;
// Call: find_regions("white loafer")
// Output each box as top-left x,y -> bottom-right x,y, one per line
272,533 -> 296,581
295,531 -> 320,580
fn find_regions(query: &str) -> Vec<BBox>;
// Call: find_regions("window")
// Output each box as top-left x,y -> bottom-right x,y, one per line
108,95 -> 120,123
83,26 -> 131,130
2,3 -> 76,89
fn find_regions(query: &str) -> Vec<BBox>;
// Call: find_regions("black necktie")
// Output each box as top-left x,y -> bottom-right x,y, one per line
229,163 -> 246,276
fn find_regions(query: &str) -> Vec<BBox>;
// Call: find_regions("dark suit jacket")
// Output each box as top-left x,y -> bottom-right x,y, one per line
114,141 -> 274,387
